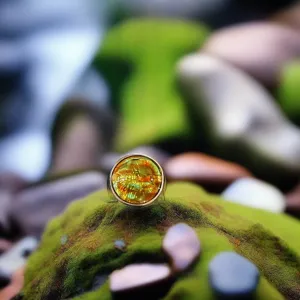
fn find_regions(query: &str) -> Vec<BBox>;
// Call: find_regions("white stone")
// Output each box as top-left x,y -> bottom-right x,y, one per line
222,178 -> 286,213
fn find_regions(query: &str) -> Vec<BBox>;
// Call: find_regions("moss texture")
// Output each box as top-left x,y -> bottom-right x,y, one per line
21,182 -> 300,299
277,60 -> 300,125
94,19 -> 210,152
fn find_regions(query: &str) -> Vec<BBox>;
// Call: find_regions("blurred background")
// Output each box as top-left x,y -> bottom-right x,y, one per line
1,0 -> 300,297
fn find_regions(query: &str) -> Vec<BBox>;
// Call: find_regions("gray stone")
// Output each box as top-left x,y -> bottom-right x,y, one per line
10,171 -> 106,237
163,223 -> 201,273
114,240 -> 127,252
209,252 -> 260,298
177,53 -> 300,183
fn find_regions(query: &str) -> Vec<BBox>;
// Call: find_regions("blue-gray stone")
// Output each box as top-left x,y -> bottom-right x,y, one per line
114,240 -> 127,252
209,252 -> 260,299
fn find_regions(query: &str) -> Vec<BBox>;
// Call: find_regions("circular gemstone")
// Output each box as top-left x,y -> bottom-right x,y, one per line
111,155 -> 164,205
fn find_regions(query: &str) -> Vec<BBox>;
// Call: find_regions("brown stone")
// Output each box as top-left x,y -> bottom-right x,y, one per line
163,223 -> 201,273
10,171 -> 106,237
0,267 -> 24,300
164,152 -> 251,191
50,99 -> 115,174
110,264 -> 172,299
203,22 -> 300,87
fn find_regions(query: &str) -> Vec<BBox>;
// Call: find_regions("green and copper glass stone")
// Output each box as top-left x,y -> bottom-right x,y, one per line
109,154 -> 165,206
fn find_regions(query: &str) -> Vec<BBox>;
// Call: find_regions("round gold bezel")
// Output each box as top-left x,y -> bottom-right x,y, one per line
108,153 -> 166,207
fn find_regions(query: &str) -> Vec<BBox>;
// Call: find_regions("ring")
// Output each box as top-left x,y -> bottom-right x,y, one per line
108,154 -> 166,207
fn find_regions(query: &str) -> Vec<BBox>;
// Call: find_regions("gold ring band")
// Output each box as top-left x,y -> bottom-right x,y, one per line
108,154 -> 166,207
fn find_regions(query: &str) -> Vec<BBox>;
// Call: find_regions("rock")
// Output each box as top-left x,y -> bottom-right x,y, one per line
114,240 -> 127,252
177,53 -> 300,186
277,61 -> 300,125
99,146 -> 170,173
50,99 -> 115,174
163,223 -> 201,273
0,238 -> 38,288
95,19 -> 210,152
0,240 -> 12,255
222,178 -> 286,213
110,264 -> 172,299
20,182 -> 300,299
0,267 -> 24,300
164,152 -> 251,191
209,251 -> 260,298
203,22 -> 300,87
10,171 -> 106,237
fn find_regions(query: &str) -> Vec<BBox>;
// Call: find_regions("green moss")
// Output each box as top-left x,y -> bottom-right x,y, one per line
277,60 -> 300,124
22,182 -> 300,299
94,18 -> 210,151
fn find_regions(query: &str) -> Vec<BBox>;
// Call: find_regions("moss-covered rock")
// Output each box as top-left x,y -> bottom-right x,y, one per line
21,182 -> 300,299
277,60 -> 300,124
94,19 -> 210,152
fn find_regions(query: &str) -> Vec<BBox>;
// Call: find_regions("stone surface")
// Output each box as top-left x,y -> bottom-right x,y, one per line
114,240 -> 127,252
209,252 -> 260,298
177,53 -> 300,185
110,154 -> 164,205
10,171 -> 106,237
163,223 -> 201,273
110,264 -> 172,299
203,22 -> 300,87
0,237 -> 38,288
100,146 -> 170,174
50,99 -> 114,174
0,267 -> 24,300
164,152 -> 251,190
222,178 -> 286,213
20,182 -> 300,299
95,19 -> 210,151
